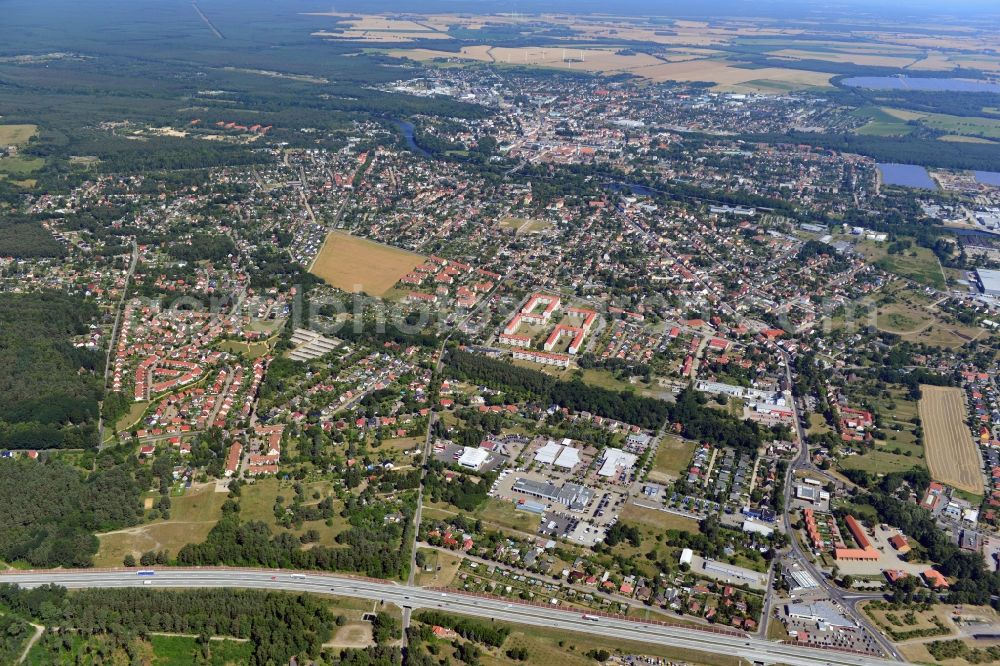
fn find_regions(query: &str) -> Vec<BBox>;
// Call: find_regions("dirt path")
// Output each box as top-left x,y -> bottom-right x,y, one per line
98,520 -> 217,537
17,623 -> 43,664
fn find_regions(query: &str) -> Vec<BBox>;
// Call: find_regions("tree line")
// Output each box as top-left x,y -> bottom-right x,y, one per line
445,348 -> 671,429
0,583 -> 332,666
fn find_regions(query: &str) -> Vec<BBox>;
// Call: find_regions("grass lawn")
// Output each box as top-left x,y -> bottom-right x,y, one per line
649,435 -> 696,481
499,217 -> 551,235
217,338 -> 273,359
95,484 -> 229,566
838,450 -> 923,476
473,498 -> 544,533
573,368 -> 637,392
808,412 -> 832,436
863,281 -> 984,348
151,635 -> 251,666
767,618 -> 790,641
374,436 -> 422,455
620,502 -> 700,532
116,400 -> 151,434
413,547 -> 463,587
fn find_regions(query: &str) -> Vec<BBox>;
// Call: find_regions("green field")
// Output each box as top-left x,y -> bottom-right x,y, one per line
883,107 -> 1000,140
115,400 -> 151,434
854,107 -> 914,136
465,615 -> 740,666
839,448 -> 923,475
620,502 -> 700,532
218,338 -> 274,359
0,156 -> 44,176
150,634 -> 252,666
649,435 -> 697,482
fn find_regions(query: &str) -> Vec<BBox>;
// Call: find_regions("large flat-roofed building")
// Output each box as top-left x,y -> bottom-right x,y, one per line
785,602 -> 854,629
598,447 -> 638,477
534,440 -> 561,465
458,447 -> 490,470
977,268 -> 1000,297
512,477 -> 594,511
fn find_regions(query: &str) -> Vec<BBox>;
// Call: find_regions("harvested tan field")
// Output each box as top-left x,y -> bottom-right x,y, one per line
314,31 -> 451,42
0,124 -> 37,145
637,60 -> 831,88
881,108 -> 924,121
390,46 -> 831,90
769,48 -> 918,68
391,45 -> 666,74
920,385 -> 982,495
307,13 -> 451,42
909,53 -> 960,71
310,231 -> 424,297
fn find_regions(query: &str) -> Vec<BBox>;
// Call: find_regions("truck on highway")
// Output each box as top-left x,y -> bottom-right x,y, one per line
581,614 -> 599,622
137,570 -> 154,576
289,573 -> 306,579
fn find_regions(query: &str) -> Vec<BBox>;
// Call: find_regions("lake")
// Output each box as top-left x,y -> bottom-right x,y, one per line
393,120 -> 430,158
842,76 -> 1000,93
877,163 -> 937,189
975,171 -> 1000,186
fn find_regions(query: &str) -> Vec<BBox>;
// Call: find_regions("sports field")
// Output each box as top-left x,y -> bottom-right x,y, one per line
309,231 -> 425,297
919,385 -> 982,495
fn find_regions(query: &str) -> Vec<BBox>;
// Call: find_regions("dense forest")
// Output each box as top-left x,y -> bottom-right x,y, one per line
666,386 -> 768,454
0,214 -> 64,257
746,131 -> 1000,171
0,291 -> 104,449
445,348 -> 671,429
0,584 -> 332,666
166,233 -> 237,264
446,349 -> 769,448
0,457 -> 143,568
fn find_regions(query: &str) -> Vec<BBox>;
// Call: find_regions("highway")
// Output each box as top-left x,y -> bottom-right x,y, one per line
0,568 -> 905,666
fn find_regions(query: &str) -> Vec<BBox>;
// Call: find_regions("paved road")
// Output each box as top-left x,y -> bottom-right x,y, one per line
778,349 -> 903,661
97,239 -> 139,450
0,568 -> 903,666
